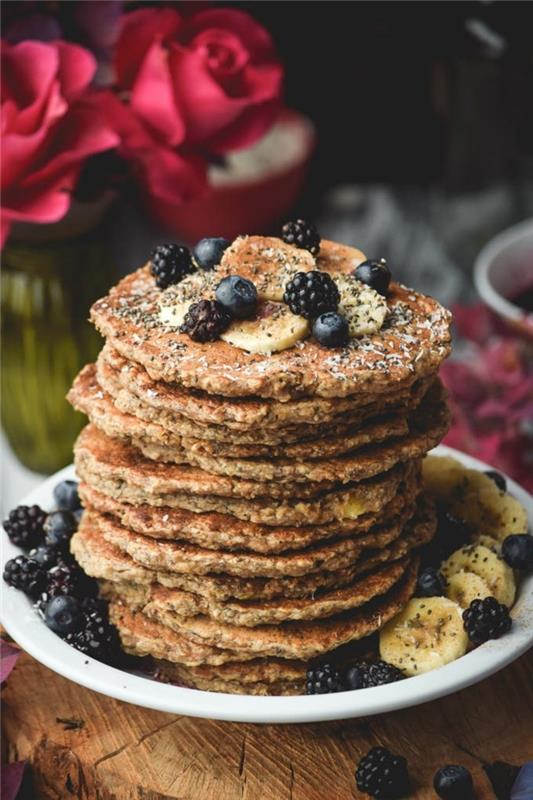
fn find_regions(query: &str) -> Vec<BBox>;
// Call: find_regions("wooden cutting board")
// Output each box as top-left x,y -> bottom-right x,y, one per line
2,648 -> 532,800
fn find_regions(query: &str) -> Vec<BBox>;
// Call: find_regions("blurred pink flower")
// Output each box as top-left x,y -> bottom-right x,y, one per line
441,304 -> 533,491
114,7 -> 283,154
1,40 -> 119,245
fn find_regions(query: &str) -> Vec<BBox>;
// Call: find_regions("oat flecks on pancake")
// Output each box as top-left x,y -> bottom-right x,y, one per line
90,239 -> 451,401
67,232 -> 453,695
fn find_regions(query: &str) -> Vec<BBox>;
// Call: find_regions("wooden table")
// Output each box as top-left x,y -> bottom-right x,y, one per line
2,649 -> 532,800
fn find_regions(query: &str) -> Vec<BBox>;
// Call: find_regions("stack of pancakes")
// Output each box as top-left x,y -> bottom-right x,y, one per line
68,236 -> 452,695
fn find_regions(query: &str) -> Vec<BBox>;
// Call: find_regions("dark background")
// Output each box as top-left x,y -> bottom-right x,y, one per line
237,1 -> 533,205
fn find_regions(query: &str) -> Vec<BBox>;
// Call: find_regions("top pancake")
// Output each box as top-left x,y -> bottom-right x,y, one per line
91,238 -> 452,401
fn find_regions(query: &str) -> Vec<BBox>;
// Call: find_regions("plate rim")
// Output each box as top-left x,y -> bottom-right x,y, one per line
1,444 -> 532,724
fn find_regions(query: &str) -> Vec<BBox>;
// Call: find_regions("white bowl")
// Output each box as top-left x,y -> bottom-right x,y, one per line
474,218 -> 533,336
1,445 -> 532,724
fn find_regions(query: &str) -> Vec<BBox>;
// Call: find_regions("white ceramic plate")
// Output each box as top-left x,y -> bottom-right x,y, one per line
1,445 -> 532,724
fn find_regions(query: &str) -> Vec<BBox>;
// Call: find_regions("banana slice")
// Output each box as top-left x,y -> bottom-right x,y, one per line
422,457 -> 528,542
220,236 -> 316,301
159,270 -> 219,328
441,544 -> 516,607
335,274 -> 388,337
445,571 -> 491,608
422,456 -> 466,502
379,597 -> 468,676
472,534 -> 501,553
221,301 -> 309,354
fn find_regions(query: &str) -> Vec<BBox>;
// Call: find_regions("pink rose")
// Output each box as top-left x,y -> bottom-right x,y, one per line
114,7 -> 283,153
1,40 -> 119,245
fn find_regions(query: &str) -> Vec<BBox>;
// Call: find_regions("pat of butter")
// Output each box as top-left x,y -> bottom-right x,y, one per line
159,303 -> 187,328
343,495 -> 366,519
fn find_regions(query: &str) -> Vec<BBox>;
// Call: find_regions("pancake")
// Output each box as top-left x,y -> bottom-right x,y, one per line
108,602 -> 254,667
77,360 -> 421,460
98,343 -> 433,435
77,466 -> 419,553
140,560 -> 418,660
131,385 -> 449,483
129,557 -> 411,627
109,560 -> 416,664
74,428 -> 413,526
90,497 -> 426,579
91,238 -> 451,400
70,506 -> 435,604
72,506 -> 433,602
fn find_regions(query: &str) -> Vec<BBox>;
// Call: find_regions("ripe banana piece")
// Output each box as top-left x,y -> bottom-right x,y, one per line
220,301 -> 309,354
335,274 -> 388,337
445,571 -> 491,608
422,456 -> 528,542
441,544 -> 516,607
379,596 -> 468,676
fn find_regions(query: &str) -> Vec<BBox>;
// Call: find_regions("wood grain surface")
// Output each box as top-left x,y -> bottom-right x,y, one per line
2,648 -> 532,800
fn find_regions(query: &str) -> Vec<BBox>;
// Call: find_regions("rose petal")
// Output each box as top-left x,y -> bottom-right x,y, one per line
115,7 -> 182,89
1,640 -> 21,684
130,40 -> 185,147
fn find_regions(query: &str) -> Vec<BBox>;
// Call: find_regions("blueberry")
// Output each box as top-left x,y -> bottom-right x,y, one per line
416,566 -> 446,597
29,544 -> 60,568
353,258 -> 391,295
433,765 -> 474,799
312,312 -> 349,348
44,595 -> 83,636
44,511 -> 77,550
215,275 -> 258,319
53,479 -> 81,511
485,470 -> 507,492
192,237 -> 231,271
502,534 -> 533,571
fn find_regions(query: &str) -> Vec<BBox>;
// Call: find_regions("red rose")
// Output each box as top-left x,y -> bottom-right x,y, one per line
1,40 -> 119,245
114,7 -> 283,153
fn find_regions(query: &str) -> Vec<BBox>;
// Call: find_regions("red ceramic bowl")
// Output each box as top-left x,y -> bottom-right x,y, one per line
147,109 -> 316,244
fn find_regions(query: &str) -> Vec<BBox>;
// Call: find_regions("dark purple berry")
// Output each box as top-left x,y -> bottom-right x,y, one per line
3,504 -> 46,550
281,219 -> 320,255
433,764 -> 474,799
44,595 -> 83,635
354,259 -> 391,296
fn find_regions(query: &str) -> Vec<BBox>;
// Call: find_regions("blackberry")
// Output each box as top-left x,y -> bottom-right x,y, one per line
281,219 -> 321,255
180,299 -> 231,342
463,596 -> 512,645
3,556 -> 46,598
306,663 -> 344,694
433,765 -> 474,799
65,604 -> 121,664
345,661 -> 404,690
283,271 -> 340,319
150,244 -> 193,289
485,470 -> 507,492
3,504 -> 46,550
44,561 -> 97,603
355,746 -> 410,799
416,566 -> 446,597
501,534 -> 533,571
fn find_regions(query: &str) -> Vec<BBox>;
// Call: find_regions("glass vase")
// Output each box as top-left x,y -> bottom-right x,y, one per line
1,200 -> 117,474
